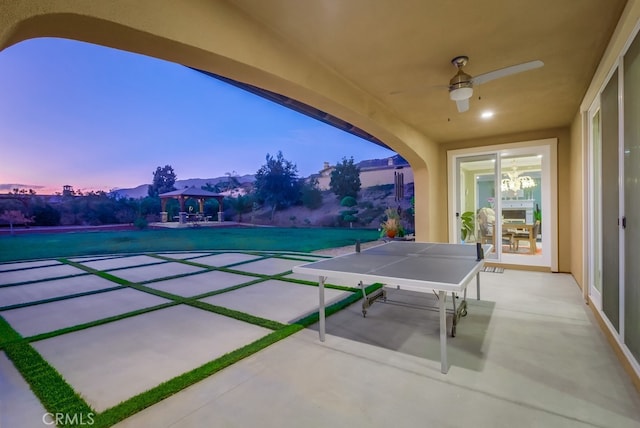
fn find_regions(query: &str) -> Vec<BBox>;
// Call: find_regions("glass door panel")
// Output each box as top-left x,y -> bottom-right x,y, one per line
602,70 -> 619,331
500,154 -> 543,258
624,35 -> 640,360
455,154 -> 497,259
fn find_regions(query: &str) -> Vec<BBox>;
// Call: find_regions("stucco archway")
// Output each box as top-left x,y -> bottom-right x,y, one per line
0,2 -> 441,240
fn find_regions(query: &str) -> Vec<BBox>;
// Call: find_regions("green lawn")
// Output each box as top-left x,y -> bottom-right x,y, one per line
0,226 -> 380,262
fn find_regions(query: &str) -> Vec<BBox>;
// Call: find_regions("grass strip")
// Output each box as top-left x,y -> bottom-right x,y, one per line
0,261 -> 61,273
0,316 -> 94,426
0,285 -> 126,311
58,259 -> 133,286
187,277 -> 268,300
187,300 -> 286,331
0,273 -> 91,289
0,315 -> 22,349
24,302 -> 178,343
94,324 -> 304,428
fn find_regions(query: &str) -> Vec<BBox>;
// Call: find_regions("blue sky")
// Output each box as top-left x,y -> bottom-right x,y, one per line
0,37 -> 395,194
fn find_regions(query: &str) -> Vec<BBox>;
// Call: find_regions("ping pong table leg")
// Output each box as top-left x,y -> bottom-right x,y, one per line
318,275 -> 326,342
476,271 -> 481,300
439,290 -> 448,374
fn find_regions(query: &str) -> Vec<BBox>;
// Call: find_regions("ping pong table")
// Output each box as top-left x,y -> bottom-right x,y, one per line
292,241 -> 492,374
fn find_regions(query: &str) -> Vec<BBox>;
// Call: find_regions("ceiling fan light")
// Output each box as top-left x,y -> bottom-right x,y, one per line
449,87 -> 473,101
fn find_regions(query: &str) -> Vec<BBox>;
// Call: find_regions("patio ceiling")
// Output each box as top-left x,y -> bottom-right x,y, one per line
224,0 -> 627,143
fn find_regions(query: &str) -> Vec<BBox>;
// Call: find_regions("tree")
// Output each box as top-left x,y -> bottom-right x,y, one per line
0,210 -> 33,234
300,177 -> 323,210
228,194 -> 255,222
32,204 -> 61,226
340,196 -> 358,228
148,165 -> 177,197
330,157 -> 361,200
254,151 -> 301,220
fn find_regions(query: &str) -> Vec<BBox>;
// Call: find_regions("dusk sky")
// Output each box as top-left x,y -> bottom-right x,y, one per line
0,37 -> 395,194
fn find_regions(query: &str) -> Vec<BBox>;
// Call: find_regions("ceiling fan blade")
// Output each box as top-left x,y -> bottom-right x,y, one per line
456,98 -> 469,113
472,60 -> 544,85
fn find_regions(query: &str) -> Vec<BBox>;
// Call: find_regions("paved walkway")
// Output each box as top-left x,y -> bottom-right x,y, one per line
1,249 -> 640,427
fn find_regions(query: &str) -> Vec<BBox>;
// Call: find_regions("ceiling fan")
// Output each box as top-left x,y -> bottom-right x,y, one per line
448,56 -> 544,113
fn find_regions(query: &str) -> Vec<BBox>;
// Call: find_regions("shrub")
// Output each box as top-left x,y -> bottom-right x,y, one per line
301,182 -> 323,210
340,196 -> 357,207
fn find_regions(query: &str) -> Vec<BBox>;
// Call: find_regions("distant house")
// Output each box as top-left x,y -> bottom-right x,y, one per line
315,155 -> 414,191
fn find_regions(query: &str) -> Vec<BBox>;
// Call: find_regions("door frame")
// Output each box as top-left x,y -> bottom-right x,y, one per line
447,138 -> 558,271
587,97 -> 603,309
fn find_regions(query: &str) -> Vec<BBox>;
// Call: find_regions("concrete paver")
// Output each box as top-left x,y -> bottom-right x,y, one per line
1,288 -> 169,337
75,255 -> 165,271
200,279 -> 351,323
186,252 -> 263,267
68,255 -> 118,262
32,305 -> 271,412
0,260 -> 60,272
145,270 -> 257,297
105,262 -> 205,283
0,264 -> 86,286
156,252 -> 213,260
0,274 -> 120,308
0,351 -> 47,428
231,257 -> 310,276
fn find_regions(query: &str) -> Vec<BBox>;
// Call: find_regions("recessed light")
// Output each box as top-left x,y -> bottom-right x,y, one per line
481,111 -> 494,119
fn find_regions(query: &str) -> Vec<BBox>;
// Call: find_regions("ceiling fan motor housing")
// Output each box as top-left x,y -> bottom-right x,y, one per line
449,71 -> 473,101
449,55 -> 473,100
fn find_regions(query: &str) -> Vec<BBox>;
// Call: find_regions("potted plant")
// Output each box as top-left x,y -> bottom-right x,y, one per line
460,211 -> 475,242
380,207 -> 405,238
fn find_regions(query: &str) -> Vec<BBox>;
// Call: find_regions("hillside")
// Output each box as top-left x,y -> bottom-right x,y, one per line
247,183 -> 414,231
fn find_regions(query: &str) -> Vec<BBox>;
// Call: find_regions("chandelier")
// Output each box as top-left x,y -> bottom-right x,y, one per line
501,166 -> 536,193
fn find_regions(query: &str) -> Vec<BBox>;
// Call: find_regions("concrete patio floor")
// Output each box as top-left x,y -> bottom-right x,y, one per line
1,250 -> 639,427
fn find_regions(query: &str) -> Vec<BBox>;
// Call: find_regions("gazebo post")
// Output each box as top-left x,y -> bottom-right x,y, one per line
179,195 -> 187,224
217,196 -> 224,222
160,198 -> 168,223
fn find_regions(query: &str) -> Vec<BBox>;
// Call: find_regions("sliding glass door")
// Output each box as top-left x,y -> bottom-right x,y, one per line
624,35 -> 640,363
449,140 -> 556,268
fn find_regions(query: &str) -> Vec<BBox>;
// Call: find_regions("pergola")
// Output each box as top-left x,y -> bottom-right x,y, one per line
159,188 -> 224,224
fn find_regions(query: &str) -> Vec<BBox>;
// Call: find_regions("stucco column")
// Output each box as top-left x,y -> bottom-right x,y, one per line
217,196 -> 224,222
160,198 -> 168,222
